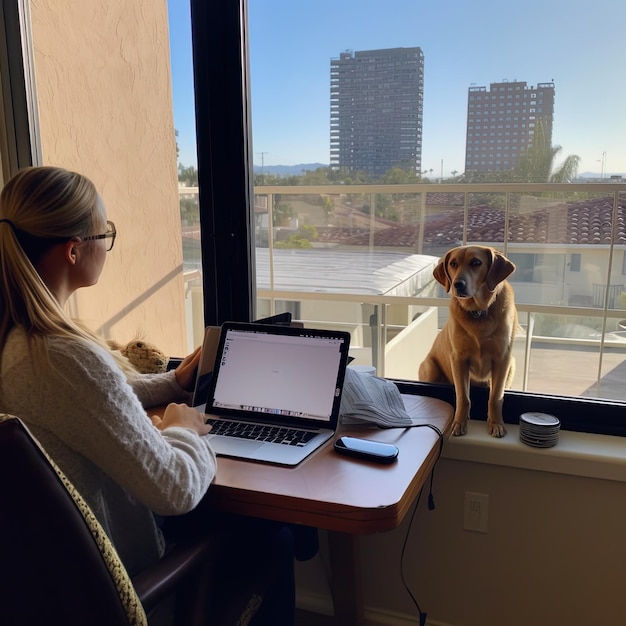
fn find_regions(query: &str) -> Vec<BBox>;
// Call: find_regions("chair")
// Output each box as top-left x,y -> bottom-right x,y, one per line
0,414 -> 277,626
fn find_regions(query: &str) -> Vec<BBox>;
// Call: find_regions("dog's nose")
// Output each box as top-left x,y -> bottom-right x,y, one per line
454,279 -> 466,294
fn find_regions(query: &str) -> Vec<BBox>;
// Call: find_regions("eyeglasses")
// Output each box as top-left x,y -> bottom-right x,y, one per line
83,220 -> 116,251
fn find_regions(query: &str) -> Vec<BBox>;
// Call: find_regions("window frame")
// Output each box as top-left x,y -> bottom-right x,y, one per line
190,0 -> 255,326
0,0 -> 41,178
190,0 -> 626,437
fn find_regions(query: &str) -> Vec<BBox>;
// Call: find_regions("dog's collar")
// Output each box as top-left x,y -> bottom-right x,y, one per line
469,309 -> 487,319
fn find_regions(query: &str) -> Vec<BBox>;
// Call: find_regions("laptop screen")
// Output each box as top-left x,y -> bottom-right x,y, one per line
205,322 -> 351,427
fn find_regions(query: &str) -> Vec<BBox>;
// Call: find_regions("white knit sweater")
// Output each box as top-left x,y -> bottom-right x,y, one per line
0,327 -> 217,575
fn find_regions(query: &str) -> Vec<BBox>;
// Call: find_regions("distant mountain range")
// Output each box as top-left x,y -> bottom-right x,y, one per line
253,163 -> 328,176
578,172 -> 624,179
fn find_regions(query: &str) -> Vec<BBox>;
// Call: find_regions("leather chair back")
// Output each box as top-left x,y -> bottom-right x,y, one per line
0,414 -> 146,625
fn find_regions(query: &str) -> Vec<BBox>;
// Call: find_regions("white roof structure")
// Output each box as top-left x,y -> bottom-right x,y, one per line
255,248 -> 438,296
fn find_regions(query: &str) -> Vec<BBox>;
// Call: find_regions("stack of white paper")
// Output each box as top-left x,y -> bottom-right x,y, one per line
339,367 -> 412,427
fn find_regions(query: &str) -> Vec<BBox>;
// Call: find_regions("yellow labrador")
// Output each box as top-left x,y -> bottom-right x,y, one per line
419,245 -> 517,437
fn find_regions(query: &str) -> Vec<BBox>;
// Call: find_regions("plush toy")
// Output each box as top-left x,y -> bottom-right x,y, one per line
108,338 -> 169,374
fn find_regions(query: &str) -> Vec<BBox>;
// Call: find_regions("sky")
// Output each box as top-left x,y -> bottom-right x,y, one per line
168,0 -> 625,177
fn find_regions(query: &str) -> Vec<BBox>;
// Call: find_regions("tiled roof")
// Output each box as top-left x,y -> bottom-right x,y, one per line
318,196 -> 626,247
424,192 -> 465,206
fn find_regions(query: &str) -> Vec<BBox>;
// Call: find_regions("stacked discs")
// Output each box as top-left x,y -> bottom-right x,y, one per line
519,412 -> 560,448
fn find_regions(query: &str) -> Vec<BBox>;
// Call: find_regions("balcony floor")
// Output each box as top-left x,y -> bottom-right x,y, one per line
512,341 -> 626,402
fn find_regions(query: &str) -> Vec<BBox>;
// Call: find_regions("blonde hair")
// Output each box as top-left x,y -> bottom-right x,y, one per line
0,166 -> 133,374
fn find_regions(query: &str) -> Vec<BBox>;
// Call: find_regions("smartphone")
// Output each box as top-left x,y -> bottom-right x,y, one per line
333,436 -> 399,464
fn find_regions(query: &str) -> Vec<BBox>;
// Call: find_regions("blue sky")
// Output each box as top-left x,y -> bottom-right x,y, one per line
168,0 -> 625,177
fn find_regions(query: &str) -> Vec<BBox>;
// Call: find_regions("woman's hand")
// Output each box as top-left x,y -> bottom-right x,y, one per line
174,346 -> 202,392
150,403 -> 212,436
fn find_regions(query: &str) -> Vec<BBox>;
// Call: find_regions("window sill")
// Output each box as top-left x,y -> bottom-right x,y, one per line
442,421 -> 626,483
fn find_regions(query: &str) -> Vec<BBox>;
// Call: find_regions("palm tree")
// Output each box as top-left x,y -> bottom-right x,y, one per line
513,118 -> 580,182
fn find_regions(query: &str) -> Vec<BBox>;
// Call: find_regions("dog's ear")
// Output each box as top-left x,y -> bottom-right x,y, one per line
486,249 -> 515,291
433,252 -> 452,292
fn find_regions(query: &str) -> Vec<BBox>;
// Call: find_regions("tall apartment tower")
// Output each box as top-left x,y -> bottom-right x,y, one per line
330,47 -> 424,178
465,80 -> 555,174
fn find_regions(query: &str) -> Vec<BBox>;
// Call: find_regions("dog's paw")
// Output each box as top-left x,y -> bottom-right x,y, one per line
451,420 -> 468,436
488,422 -> 507,438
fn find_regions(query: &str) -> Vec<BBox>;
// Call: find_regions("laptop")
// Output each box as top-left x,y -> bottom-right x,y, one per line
195,321 -> 351,466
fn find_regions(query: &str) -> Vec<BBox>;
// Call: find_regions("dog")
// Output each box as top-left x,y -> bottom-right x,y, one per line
419,245 -> 517,438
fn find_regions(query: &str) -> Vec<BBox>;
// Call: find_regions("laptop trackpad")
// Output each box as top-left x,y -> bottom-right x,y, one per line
207,434 -> 265,456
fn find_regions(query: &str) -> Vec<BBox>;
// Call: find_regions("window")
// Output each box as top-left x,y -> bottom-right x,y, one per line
6,0 -> 625,436
241,0 -> 626,434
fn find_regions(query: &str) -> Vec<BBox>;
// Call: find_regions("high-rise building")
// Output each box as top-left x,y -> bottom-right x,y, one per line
330,47 -> 424,178
465,80 -> 555,174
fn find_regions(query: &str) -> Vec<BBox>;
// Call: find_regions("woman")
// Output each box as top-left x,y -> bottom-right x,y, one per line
0,166 -> 295,624
0,165 -> 213,575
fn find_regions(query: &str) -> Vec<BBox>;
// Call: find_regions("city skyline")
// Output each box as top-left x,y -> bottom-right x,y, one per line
167,0 -> 625,177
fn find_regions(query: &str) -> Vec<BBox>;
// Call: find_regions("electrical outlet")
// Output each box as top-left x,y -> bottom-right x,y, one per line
464,492 -> 489,533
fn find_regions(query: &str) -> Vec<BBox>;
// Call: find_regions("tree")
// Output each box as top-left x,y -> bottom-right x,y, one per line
512,118 -> 580,183
178,164 -> 198,186
254,172 -> 284,186
380,166 -> 420,185
179,196 -> 199,224
272,200 -> 294,226
299,167 -> 334,186
274,224 -> 318,249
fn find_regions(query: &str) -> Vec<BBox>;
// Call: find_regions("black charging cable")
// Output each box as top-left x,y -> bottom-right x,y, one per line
396,423 -> 445,626
378,421 -> 444,508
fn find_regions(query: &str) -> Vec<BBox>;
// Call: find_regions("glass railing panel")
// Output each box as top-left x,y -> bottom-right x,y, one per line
506,190 -> 624,311
415,191 -> 464,258
595,330 -> 626,401
465,191 -> 507,249
180,187 -> 201,271
524,309 -> 626,400
255,188 -> 443,338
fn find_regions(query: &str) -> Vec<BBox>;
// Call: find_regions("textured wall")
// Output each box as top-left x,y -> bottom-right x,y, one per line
296,455 -> 626,625
29,0 -> 188,355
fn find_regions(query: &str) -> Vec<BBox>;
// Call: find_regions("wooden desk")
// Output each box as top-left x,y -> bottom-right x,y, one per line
195,394 -> 453,625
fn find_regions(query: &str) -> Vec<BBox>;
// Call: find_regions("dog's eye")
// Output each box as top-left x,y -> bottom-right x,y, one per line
449,260 -> 458,268
470,259 -> 482,266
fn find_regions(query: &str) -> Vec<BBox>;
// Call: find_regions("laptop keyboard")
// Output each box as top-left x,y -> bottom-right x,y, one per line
205,419 -> 317,447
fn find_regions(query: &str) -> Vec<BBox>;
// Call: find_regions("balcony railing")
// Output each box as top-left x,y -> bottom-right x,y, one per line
182,180 -> 626,403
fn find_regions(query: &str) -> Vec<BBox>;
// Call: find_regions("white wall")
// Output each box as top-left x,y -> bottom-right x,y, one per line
385,307 -> 438,380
